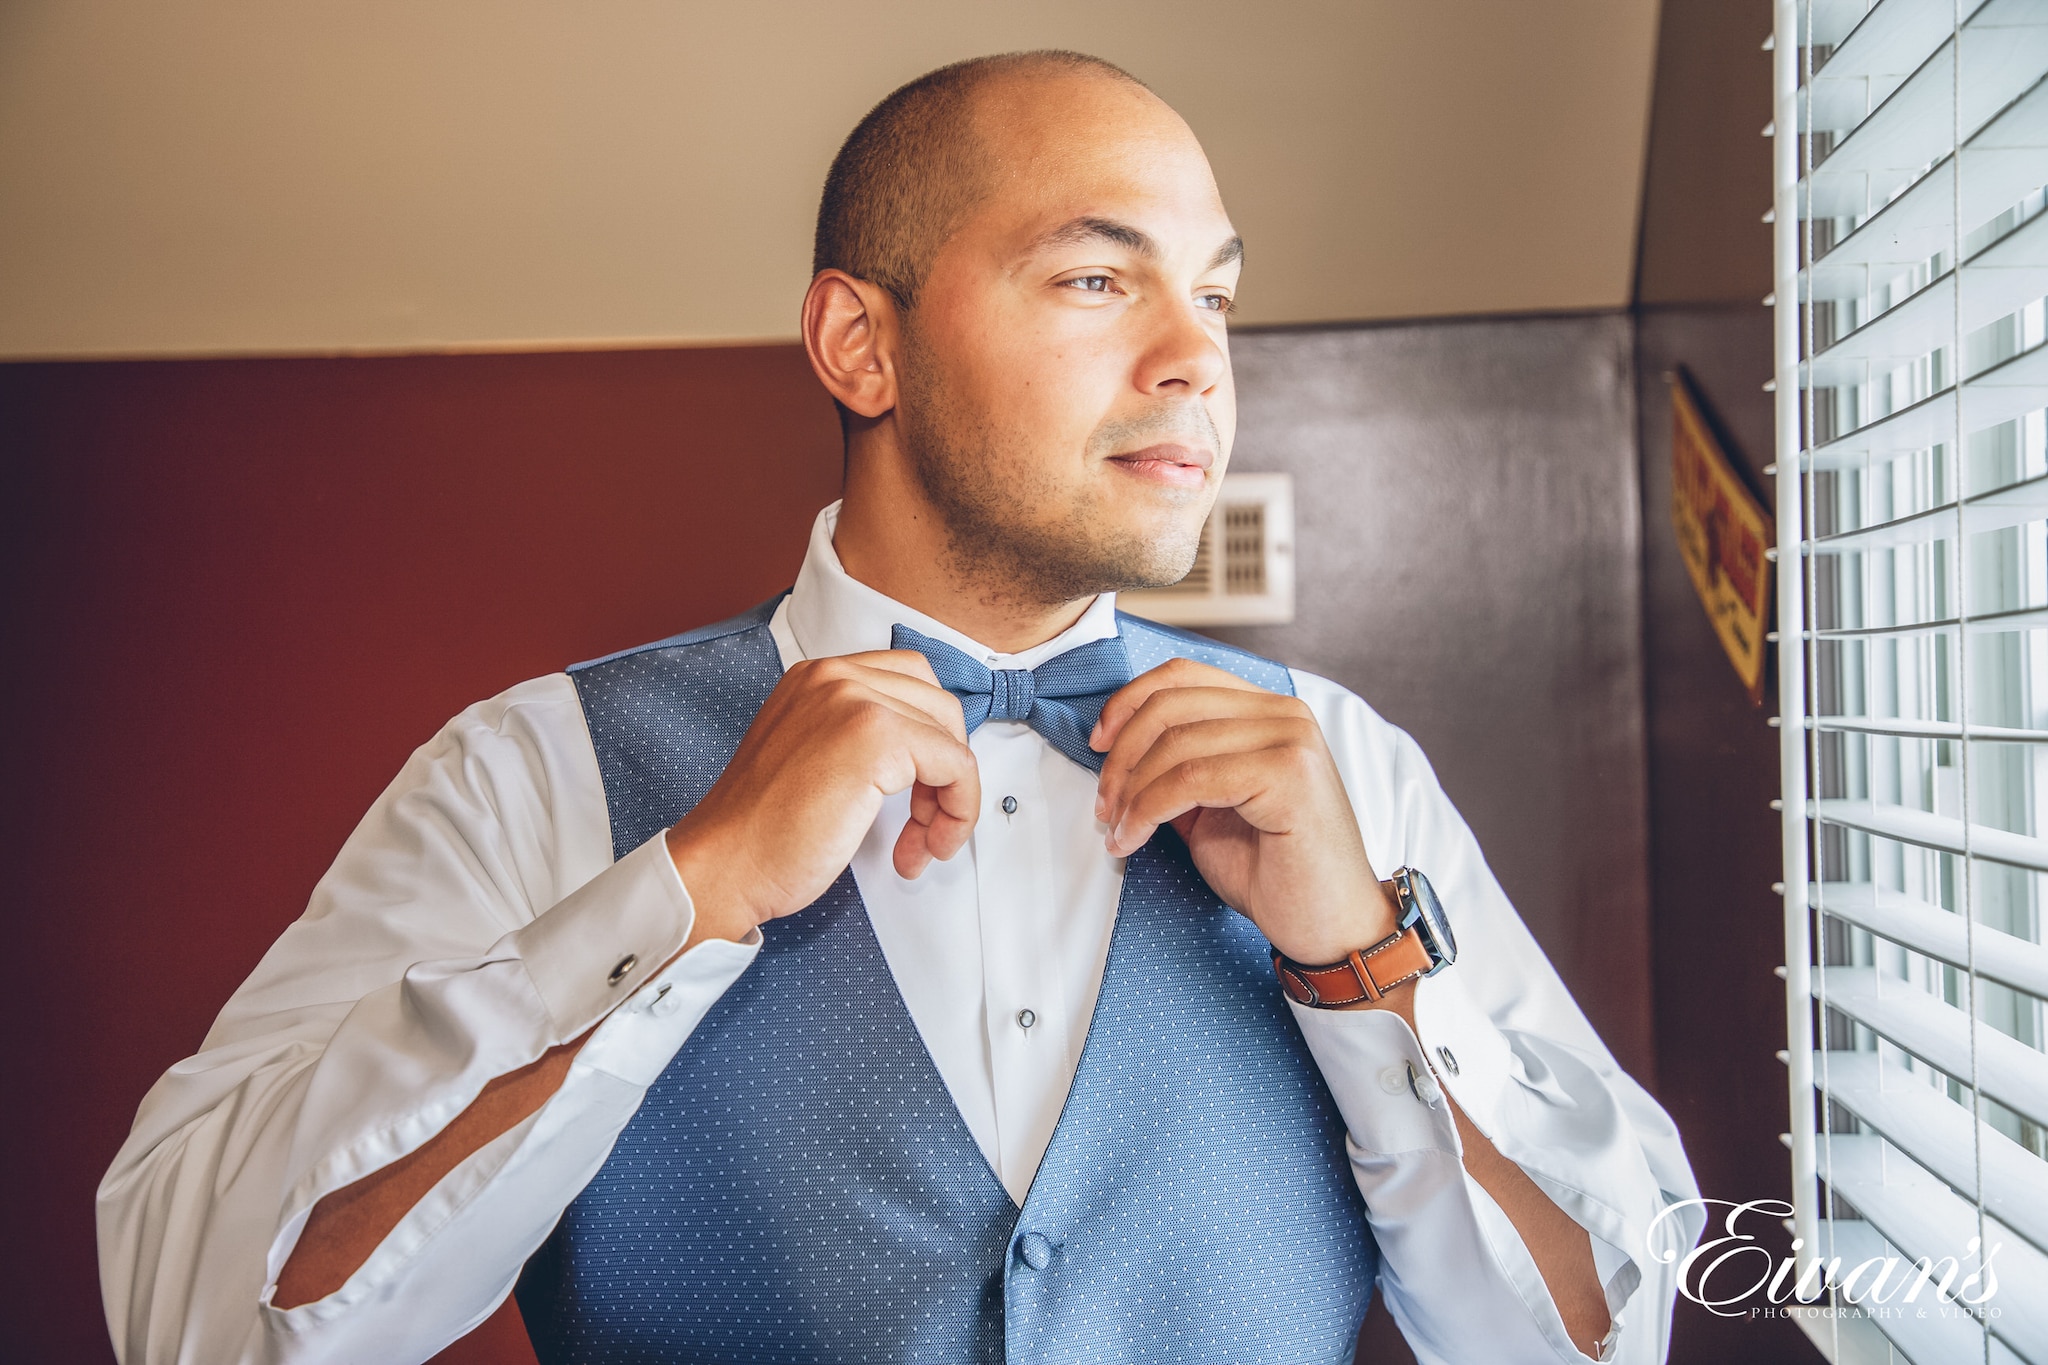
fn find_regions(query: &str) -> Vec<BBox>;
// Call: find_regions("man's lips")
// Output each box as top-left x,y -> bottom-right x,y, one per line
1107,443 -> 1213,488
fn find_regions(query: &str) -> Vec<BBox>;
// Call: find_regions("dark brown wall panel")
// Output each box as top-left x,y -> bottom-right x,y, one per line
1634,0 -> 1776,307
1631,0 -> 1818,1347
1634,305 -> 1818,1365
1223,316 -> 1654,1079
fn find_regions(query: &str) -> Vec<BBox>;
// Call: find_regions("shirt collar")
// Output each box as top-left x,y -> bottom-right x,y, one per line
782,501 -> 1122,669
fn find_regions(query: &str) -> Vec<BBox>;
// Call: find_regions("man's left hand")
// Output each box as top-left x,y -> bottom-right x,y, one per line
1092,658 -> 1398,964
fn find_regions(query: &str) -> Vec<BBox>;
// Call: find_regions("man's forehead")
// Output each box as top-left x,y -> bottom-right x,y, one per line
945,70 -> 1234,269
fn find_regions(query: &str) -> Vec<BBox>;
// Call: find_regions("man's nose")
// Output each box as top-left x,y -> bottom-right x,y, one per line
1134,298 -> 1227,397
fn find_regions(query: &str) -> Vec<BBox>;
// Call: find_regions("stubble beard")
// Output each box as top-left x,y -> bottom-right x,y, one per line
897,333 -> 1217,611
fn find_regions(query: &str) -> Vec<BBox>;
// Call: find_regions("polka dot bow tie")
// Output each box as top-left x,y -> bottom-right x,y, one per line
890,622 -> 1134,774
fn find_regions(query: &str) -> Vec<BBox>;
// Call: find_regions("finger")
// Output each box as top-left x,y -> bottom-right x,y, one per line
836,648 -> 944,688
1102,715 -> 1315,832
899,776 -> 941,881
878,718 -> 981,875
1107,749 -> 1289,857
1095,687 -> 1304,818
841,687 -> 978,811
884,716 -> 981,822
1092,657 -> 1270,753
825,682 -> 969,744
845,664 -> 970,742
895,781 -> 975,878
812,654 -> 969,741
894,813 -> 936,880
905,778 -> 972,860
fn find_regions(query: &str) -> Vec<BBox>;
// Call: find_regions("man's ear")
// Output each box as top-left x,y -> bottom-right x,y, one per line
801,270 -> 901,419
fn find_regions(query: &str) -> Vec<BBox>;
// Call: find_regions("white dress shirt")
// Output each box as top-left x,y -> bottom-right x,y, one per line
97,502 -> 1703,1365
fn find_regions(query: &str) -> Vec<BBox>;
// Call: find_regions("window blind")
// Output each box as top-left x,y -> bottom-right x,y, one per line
1777,1 -> 2048,1361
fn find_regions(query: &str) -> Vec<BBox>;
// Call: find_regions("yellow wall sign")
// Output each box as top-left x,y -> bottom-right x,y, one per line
1670,369 -> 1773,703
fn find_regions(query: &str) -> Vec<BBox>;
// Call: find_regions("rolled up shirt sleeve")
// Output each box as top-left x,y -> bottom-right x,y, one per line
95,675 -> 757,1365
1291,670 -> 1704,1365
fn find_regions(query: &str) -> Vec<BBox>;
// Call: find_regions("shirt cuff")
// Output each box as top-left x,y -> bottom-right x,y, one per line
578,908 -> 760,1088
509,829 -> 753,1042
1409,965 -> 1520,1139
1285,965 -> 1515,1154
1288,998 -> 1457,1154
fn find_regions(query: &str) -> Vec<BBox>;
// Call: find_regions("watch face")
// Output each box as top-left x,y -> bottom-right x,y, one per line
1402,869 -> 1456,970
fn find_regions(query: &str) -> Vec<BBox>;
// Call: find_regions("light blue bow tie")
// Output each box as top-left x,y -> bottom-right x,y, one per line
890,623 -> 1133,774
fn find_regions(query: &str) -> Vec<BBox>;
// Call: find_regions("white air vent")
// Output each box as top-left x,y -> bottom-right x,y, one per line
1120,472 -> 1295,626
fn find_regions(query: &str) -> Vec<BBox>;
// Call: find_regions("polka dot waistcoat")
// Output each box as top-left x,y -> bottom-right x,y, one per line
516,598 -> 1378,1364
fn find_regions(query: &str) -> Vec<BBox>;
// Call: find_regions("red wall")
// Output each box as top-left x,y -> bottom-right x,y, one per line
0,345 -> 845,1365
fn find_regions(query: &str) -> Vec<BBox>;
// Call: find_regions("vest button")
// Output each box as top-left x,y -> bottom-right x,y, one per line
1016,1231 -> 1054,1271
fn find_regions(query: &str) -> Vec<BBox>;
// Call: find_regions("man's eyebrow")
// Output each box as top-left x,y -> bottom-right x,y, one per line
1026,216 -> 1158,259
1023,218 -> 1244,274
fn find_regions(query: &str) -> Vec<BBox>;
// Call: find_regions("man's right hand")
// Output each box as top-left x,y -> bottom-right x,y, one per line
665,650 -> 980,944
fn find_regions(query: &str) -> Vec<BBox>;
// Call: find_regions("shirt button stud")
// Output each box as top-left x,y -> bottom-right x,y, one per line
1017,1008 -> 1037,1030
650,983 -> 680,1017
1438,1046 -> 1460,1076
607,954 -> 638,986
1001,795 -> 1018,815
1016,1231 -> 1054,1270
1377,1065 -> 1408,1096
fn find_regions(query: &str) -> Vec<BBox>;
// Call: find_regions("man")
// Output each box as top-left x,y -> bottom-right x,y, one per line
99,51 -> 1700,1365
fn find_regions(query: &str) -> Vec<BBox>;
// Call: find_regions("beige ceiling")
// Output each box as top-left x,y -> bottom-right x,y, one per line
0,1 -> 1661,359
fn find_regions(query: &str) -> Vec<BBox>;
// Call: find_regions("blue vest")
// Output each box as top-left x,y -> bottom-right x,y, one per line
516,599 -> 1378,1363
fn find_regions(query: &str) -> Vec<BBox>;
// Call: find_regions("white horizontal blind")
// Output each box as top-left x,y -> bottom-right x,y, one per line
1778,1 -> 2048,1361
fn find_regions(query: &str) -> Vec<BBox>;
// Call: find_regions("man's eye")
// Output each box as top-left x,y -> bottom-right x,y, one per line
1064,275 -> 1115,292
1197,293 -> 1236,313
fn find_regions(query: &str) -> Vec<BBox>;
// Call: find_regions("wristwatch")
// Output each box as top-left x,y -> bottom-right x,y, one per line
1270,867 -> 1457,1008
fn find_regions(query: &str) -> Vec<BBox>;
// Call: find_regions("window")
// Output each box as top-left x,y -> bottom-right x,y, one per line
1776,1 -> 2048,1361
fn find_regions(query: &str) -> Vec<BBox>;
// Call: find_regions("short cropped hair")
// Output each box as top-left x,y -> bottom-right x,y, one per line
813,51 -> 1145,312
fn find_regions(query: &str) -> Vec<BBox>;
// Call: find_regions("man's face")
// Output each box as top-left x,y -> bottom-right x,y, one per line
894,73 -> 1240,607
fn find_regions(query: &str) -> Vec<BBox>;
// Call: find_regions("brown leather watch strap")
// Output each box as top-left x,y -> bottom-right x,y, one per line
1271,926 -> 1435,1008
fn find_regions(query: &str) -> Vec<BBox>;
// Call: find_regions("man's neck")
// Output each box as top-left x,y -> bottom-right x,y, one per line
832,476 -> 1094,656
